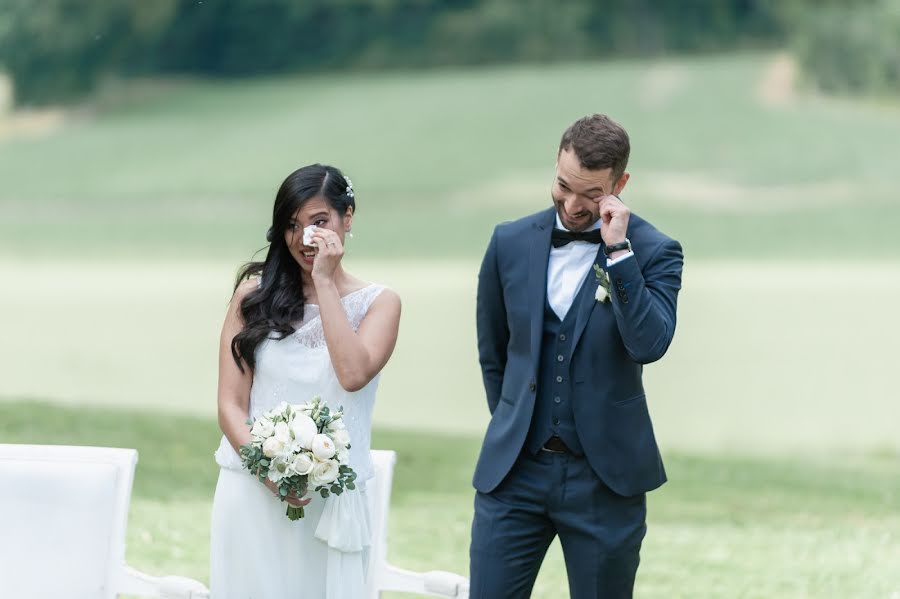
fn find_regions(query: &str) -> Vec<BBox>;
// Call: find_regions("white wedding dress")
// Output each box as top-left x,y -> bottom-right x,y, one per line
210,283 -> 385,599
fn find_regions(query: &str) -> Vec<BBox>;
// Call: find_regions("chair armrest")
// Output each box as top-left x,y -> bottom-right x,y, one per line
158,575 -> 211,599
117,564 -> 210,599
379,564 -> 469,597
424,570 -> 470,597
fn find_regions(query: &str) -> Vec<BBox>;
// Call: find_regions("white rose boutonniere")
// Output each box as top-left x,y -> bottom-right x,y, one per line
592,264 -> 611,303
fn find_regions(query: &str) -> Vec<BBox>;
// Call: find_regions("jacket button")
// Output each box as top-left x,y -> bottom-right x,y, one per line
529,381 -> 536,392
557,354 -> 564,362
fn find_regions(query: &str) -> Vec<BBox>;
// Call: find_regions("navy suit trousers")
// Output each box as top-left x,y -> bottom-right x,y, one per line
469,449 -> 647,598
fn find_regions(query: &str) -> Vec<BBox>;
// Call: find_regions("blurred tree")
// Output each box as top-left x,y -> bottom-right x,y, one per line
781,0 -> 900,95
0,0 -> 177,105
0,0 -> 787,107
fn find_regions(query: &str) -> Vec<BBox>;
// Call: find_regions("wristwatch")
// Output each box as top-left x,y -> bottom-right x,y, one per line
603,238 -> 632,256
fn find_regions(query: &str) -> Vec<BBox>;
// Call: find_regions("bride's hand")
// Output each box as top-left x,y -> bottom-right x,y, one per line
310,228 -> 344,282
262,477 -> 311,507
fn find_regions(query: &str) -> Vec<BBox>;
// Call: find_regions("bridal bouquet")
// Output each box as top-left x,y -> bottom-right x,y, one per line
239,396 -> 357,520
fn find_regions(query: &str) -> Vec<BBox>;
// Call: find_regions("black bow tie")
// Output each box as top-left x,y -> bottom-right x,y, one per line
551,228 -> 604,248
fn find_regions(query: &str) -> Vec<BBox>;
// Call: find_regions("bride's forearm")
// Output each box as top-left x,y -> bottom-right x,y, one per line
314,277 -> 373,391
218,401 -> 253,454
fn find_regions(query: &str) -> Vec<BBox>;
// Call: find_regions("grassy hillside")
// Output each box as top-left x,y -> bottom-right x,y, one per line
2,53 -> 900,260
2,258 -> 898,454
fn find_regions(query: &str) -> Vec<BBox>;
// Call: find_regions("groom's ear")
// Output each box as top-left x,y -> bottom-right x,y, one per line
614,172 -> 630,196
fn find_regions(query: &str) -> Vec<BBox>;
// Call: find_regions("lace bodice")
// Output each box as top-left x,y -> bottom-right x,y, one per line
215,283 -> 386,484
292,286 -> 383,349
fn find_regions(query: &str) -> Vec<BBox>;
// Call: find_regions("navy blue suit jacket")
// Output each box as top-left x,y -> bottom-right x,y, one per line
473,207 -> 683,497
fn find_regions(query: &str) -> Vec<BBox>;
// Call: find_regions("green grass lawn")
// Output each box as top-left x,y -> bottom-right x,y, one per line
2,53 -> 900,261
3,258 -> 899,455
1,400 -> 897,598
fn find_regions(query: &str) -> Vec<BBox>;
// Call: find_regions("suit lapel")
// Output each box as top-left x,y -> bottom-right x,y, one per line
528,209 -> 555,373
570,245 -> 606,352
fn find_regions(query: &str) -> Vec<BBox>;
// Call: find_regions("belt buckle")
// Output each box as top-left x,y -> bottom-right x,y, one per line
540,437 -> 568,453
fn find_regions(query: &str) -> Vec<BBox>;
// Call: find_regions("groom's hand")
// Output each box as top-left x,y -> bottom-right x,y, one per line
597,194 -> 630,246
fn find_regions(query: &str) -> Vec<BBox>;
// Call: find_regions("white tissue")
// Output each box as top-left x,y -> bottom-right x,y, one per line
302,225 -> 317,246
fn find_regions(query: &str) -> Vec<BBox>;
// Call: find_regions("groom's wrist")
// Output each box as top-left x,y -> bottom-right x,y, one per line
606,250 -> 634,267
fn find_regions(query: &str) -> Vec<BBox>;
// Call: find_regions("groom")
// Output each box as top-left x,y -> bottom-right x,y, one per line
470,114 -> 683,598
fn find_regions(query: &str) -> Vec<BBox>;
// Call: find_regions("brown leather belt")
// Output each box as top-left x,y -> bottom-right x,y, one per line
541,436 -> 569,453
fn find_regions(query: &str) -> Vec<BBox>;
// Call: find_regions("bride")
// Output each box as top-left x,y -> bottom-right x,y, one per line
209,164 -> 401,598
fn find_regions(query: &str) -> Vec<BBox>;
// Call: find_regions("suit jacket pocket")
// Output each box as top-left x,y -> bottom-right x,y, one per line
613,392 -> 646,407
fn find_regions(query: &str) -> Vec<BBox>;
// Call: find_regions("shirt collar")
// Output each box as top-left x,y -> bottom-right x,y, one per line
554,213 -> 602,233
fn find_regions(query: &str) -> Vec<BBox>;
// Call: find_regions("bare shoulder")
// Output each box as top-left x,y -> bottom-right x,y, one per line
372,286 -> 401,311
362,286 -> 400,324
231,277 -> 261,306
342,273 -> 400,312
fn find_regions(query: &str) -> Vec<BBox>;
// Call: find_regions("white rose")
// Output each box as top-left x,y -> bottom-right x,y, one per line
335,447 -> 350,465
251,417 -> 275,439
331,429 -> 351,448
274,421 -> 291,444
311,434 -> 336,461
290,452 -> 315,476
262,436 -> 284,458
310,460 -> 339,486
290,415 -> 318,450
595,286 -> 609,303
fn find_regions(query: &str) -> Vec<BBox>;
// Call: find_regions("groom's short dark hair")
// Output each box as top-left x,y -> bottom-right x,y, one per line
559,114 -> 630,180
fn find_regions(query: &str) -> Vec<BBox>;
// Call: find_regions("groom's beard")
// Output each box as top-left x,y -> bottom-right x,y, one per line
552,198 -> 599,232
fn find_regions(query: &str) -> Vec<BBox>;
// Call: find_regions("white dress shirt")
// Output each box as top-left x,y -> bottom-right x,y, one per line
547,214 -> 634,320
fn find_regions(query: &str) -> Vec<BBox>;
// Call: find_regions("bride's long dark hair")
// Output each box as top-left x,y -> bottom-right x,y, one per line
231,163 -> 355,372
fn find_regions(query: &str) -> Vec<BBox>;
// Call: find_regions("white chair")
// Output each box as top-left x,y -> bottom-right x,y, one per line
0,444 -> 209,599
368,449 -> 470,598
